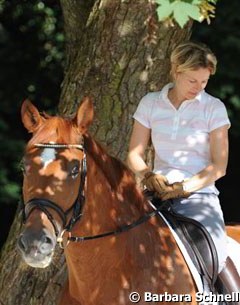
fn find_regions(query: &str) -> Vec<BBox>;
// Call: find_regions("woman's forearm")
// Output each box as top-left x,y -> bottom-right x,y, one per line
126,152 -> 150,179
183,163 -> 226,193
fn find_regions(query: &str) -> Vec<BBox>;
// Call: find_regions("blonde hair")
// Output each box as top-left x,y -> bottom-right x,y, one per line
170,41 -> 217,78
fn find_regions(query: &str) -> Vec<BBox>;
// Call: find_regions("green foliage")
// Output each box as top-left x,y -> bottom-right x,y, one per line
0,0 -> 64,205
155,0 -> 217,28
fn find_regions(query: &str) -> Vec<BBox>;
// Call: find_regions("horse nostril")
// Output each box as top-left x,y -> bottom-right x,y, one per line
18,232 -> 56,256
39,235 -> 55,254
18,235 -> 28,253
44,236 -> 52,244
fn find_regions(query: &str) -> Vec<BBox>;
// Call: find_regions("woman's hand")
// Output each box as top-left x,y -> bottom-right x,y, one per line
158,182 -> 191,201
142,172 -> 169,193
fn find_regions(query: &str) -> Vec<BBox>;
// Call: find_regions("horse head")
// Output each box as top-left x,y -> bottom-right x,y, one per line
18,97 -> 94,268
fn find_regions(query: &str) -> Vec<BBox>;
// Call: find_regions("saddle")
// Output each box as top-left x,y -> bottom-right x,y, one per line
148,193 -> 219,291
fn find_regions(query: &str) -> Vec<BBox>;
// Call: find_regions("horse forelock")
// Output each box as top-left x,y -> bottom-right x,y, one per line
27,116 -> 82,148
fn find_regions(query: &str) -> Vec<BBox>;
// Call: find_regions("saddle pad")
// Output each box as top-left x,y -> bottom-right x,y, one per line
148,201 -> 205,293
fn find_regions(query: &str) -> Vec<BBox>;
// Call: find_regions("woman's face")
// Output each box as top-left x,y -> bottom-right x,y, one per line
174,67 -> 211,100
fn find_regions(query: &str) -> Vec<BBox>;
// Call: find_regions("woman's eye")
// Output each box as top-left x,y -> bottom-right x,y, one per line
71,165 -> 80,179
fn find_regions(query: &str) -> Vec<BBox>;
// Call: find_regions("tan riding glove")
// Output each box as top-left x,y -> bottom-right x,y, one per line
159,182 -> 191,201
142,171 -> 169,194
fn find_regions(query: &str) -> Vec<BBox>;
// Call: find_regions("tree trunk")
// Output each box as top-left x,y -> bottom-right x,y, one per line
0,1 -> 192,304
59,0 -> 192,159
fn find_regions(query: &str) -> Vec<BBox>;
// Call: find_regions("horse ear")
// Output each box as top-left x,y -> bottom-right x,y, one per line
21,99 -> 44,132
75,96 -> 94,132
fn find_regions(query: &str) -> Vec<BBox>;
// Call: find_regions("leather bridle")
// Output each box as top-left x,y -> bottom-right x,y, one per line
21,142 -> 87,247
21,142 -> 162,248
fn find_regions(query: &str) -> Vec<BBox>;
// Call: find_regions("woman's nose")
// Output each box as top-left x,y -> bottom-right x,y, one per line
194,82 -> 203,92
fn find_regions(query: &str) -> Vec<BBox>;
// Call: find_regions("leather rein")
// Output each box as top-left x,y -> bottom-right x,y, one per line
21,142 -> 162,248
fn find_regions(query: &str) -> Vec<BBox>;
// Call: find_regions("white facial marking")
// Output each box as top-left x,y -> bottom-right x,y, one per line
40,148 -> 57,168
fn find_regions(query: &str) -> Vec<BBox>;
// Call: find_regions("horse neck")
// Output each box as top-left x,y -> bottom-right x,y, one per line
76,135 -> 147,236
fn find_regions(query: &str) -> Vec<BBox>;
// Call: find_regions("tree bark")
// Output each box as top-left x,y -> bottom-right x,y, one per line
59,0 -> 192,159
60,0 -> 95,70
0,1 -> 192,304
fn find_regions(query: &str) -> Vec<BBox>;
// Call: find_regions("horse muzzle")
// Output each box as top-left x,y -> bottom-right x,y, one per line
18,228 -> 56,268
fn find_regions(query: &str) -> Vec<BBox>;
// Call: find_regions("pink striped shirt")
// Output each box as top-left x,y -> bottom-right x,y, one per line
133,83 -> 231,194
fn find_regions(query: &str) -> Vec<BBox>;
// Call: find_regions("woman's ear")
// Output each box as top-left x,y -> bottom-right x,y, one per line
21,99 -> 44,133
75,96 -> 94,133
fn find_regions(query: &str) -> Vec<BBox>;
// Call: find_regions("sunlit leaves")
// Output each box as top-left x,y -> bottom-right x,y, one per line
155,0 -> 217,28
156,0 -> 173,20
173,1 -> 201,27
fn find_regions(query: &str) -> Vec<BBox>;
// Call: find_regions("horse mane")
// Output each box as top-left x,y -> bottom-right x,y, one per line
84,134 -> 146,211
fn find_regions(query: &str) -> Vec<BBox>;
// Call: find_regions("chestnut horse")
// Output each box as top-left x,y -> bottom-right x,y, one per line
18,97 -> 238,305
226,224 -> 240,244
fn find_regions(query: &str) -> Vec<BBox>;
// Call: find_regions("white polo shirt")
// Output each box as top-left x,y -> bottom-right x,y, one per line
133,83 -> 231,194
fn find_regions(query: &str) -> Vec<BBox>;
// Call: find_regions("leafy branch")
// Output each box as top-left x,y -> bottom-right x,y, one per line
155,0 -> 218,28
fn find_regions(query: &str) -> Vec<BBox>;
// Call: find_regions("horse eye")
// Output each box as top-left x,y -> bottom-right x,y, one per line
71,165 -> 80,179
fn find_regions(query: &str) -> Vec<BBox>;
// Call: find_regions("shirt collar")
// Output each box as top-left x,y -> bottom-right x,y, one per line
159,83 -> 204,104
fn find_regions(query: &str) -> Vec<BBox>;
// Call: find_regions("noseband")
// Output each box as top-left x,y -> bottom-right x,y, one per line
21,143 -> 87,244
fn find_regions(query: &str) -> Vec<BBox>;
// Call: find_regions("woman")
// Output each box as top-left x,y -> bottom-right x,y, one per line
127,41 -> 240,295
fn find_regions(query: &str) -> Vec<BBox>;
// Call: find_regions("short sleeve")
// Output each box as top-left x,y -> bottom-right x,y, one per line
133,93 -> 155,129
207,99 -> 231,132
